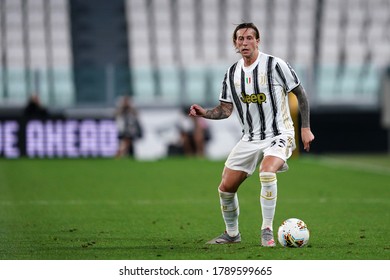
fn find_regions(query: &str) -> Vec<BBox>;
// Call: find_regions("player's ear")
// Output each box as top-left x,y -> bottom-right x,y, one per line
234,41 -> 240,53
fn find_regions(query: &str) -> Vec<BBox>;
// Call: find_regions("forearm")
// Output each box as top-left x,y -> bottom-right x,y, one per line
292,85 -> 311,128
204,102 -> 233,120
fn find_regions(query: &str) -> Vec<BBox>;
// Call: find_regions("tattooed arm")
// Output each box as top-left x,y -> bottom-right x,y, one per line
291,84 -> 315,151
189,102 -> 233,120
291,84 -> 310,128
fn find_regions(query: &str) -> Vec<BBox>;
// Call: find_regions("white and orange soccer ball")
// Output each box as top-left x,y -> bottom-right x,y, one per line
277,218 -> 310,248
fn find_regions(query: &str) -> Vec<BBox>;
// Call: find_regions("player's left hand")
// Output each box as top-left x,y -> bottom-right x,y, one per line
301,127 -> 315,152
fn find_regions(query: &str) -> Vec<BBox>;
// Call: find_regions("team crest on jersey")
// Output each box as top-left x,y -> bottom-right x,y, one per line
258,74 -> 267,85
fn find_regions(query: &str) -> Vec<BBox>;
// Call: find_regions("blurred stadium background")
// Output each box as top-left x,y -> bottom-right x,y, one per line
0,0 -> 390,159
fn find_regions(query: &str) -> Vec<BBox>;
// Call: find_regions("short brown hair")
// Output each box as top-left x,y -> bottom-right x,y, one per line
232,22 -> 260,45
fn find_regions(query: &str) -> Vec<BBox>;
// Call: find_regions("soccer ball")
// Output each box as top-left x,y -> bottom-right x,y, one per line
277,218 -> 310,248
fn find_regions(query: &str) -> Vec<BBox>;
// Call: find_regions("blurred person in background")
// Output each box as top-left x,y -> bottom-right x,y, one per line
23,94 -> 49,119
176,106 -> 211,157
189,22 -> 315,246
115,95 -> 143,158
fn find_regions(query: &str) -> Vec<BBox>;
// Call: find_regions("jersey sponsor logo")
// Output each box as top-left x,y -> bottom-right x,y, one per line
240,92 -> 267,104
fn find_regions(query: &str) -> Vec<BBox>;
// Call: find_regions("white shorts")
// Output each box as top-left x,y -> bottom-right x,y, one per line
225,134 -> 296,176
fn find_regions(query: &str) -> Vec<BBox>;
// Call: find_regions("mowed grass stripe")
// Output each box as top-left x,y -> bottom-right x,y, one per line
0,156 -> 389,260
0,196 -> 388,206
307,155 -> 390,175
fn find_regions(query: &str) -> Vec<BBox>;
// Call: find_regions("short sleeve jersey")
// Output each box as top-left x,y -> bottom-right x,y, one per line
219,52 -> 300,141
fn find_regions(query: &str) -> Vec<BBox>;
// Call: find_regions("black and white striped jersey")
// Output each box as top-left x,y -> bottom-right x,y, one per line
219,52 -> 300,141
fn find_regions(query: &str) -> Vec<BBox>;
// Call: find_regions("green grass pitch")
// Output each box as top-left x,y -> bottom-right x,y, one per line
0,155 -> 389,260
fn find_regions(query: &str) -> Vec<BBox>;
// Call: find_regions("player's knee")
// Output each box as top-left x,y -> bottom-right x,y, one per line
260,156 -> 285,173
260,163 -> 278,173
218,179 -> 239,193
218,182 -> 233,193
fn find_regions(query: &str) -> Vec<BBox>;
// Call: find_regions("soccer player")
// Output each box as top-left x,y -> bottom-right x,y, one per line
189,22 -> 315,246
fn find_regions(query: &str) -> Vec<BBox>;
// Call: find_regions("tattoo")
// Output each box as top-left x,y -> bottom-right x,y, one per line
204,102 -> 233,119
292,85 -> 311,128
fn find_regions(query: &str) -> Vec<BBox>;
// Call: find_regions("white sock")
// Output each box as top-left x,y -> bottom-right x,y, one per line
218,189 -> 239,237
260,172 -> 277,230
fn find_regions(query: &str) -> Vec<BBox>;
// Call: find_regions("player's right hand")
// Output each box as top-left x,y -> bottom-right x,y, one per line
189,104 -> 206,117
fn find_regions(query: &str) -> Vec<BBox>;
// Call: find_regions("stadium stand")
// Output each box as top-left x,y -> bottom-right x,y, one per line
316,0 -> 390,106
0,0 -> 74,107
0,0 -> 389,109
125,0 -> 389,108
1,0 -> 389,157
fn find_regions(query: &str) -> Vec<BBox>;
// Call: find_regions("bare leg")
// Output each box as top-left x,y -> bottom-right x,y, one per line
219,167 -> 248,193
260,155 -> 285,173
116,139 -> 131,158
